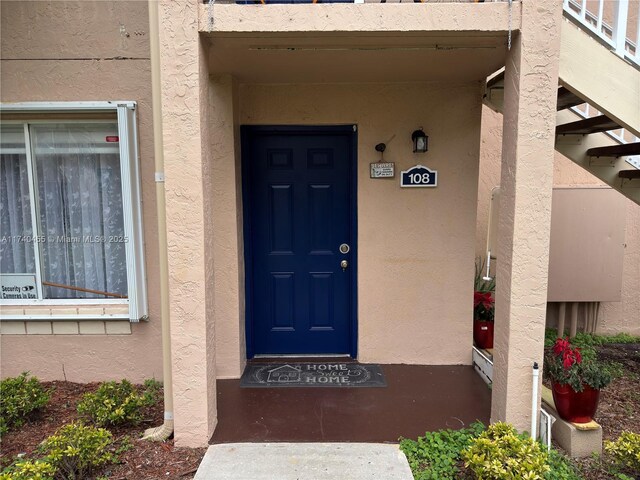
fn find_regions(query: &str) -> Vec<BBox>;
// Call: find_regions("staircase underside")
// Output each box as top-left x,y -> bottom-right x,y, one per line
483,21 -> 640,205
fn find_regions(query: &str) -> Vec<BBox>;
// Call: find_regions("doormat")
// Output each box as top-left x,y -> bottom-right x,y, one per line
240,362 -> 386,388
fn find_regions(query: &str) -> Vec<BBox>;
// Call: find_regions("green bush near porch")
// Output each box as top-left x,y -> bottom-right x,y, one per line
0,372 -> 50,436
400,422 -> 581,480
77,379 -> 155,427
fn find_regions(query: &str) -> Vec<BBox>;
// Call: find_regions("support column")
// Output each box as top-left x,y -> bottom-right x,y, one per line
158,0 -> 217,447
491,0 -> 562,433
210,75 -> 246,379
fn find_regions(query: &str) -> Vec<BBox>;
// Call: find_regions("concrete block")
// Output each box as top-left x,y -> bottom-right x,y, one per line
79,321 -> 106,335
0,307 -> 24,317
26,321 -> 53,335
52,322 -> 80,335
551,415 -> 602,458
0,321 -> 26,334
105,321 -> 131,335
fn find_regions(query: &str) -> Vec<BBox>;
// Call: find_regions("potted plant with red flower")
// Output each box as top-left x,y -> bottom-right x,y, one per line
473,258 -> 495,349
544,337 -> 613,423
473,291 -> 495,349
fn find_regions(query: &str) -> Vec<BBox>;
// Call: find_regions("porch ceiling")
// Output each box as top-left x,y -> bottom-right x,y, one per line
206,33 -> 508,83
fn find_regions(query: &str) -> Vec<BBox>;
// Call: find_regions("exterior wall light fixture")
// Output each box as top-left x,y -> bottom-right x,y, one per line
412,128 -> 428,153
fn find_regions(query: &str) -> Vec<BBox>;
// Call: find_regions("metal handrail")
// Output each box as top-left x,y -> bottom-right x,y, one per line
563,0 -> 639,67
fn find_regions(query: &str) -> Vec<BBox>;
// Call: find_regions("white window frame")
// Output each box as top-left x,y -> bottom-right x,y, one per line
0,102 -> 148,322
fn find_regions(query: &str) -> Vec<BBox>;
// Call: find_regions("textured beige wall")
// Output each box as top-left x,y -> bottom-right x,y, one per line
477,107 -> 640,336
490,0 -> 562,432
158,1 -> 217,448
234,82 -> 482,370
0,1 -> 163,383
209,76 -> 246,380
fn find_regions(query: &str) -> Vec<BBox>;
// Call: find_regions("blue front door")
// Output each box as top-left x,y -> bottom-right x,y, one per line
242,126 -> 356,356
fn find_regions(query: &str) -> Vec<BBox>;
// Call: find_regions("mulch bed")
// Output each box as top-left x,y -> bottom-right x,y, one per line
0,381 -> 206,479
564,342 -> 640,479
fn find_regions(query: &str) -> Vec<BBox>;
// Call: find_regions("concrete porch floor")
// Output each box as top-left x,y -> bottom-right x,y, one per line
210,364 -> 491,443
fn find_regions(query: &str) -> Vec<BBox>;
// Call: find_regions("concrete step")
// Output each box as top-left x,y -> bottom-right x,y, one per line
194,443 -> 414,480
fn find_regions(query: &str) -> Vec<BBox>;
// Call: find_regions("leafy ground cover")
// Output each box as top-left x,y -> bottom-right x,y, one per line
0,381 -> 205,479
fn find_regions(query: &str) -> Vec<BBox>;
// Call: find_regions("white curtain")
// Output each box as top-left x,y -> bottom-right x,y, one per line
0,142 -> 36,275
0,124 -> 128,300
32,124 -> 128,299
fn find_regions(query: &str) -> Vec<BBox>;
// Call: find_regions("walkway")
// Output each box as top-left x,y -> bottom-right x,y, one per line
194,443 -> 413,480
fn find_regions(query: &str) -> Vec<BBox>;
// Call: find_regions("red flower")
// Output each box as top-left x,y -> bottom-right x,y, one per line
553,337 -> 570,355
563,353 -> 575,369
474,292 -> 493,309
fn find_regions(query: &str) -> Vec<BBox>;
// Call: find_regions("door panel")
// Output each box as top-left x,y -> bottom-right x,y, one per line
244,128 -> 355,356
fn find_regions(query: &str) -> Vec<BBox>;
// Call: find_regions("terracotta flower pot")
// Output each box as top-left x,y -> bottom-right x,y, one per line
551,382 -> 600,423
473,320 -> 494,349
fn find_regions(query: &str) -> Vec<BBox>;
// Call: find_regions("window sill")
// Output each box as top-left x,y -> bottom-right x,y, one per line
0,319 -> 132,335
0,303 -> 129,320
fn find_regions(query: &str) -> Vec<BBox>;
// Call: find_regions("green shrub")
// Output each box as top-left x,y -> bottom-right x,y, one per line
462,422 -> 550,480
40,422 -> 114,479
400,422 -> 485,479
605,431 -> 640,473
0,372 -> 50,435
0,459 -> 56,480
545,330 -> 640,349
77,379 -> 151,426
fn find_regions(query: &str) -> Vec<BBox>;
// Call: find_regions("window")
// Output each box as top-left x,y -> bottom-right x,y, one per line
0,102 -> 147,321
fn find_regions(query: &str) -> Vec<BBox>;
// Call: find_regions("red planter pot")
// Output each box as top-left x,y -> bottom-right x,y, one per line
551,382 -> 601,423
473,320 -> 494,349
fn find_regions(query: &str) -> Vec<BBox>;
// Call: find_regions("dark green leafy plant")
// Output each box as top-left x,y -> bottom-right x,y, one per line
544,337 -> 613,392
400,422 -> 485,479
142,378 -> 163,405
0,372 -> 50,436
40,422 -> 114,480
462,422 -> 550,480
545,330 -> 640,349
544,448 -> 582,480
77,379 -> 153,427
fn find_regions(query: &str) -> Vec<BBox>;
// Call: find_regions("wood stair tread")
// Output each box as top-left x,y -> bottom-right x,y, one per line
557,87 -> 584,111
556,115 -> 620,135
587,142 -> 640,157
619,170 -> 640,179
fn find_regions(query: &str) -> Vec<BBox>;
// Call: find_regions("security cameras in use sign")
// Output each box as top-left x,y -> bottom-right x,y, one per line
1,274 -> 37,300
401,165 -> 438,188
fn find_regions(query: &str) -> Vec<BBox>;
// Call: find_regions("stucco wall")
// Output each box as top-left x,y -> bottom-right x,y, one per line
476,106 -> 640,336
0,1 -> 163,382
214,81 -> 483,374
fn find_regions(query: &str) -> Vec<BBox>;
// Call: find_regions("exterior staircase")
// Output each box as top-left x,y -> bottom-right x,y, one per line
484,1 -> 640,205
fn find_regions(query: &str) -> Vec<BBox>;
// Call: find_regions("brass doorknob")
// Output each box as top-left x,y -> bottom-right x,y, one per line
341,260 -> 348,271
